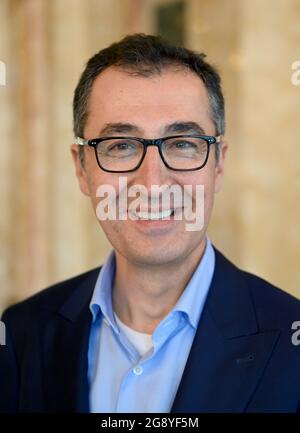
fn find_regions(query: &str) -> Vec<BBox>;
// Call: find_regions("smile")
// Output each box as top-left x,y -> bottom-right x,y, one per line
133,209 -> 175,220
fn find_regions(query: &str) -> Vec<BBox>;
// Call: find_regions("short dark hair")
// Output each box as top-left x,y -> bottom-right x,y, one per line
73,33 -> 225,164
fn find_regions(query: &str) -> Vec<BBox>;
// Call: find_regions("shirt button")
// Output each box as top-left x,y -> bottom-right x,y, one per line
133,366 -> 143,376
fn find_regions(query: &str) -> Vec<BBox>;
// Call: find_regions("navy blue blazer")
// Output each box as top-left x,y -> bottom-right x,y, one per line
1,248 -> 300,413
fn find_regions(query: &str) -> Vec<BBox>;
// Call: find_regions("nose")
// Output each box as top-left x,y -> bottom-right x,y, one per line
134,144 -> 170,189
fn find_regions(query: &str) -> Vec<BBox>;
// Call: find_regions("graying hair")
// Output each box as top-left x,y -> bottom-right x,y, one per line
73,33 -> 225,165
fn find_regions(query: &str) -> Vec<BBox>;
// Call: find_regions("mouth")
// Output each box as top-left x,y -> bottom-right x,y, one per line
132,208 -> 175,220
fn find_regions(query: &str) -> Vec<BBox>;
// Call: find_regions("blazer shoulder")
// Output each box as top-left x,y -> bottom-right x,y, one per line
1,266 -> 101,325
213,247 -> 300,329
242,270 -> 300,324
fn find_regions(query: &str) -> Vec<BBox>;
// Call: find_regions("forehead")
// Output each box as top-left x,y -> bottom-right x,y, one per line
85,66 -> 214,136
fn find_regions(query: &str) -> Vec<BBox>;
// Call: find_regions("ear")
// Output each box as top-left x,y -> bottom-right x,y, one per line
214,140 -> 228,193
70,144 -> 91,196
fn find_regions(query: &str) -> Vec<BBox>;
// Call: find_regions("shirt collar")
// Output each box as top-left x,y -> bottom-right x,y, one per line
89,237 -> 215,331
170,237 -> 215,329
89,249 -> 117,330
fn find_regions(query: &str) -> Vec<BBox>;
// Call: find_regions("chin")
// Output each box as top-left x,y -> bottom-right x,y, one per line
123,239 -> 202,268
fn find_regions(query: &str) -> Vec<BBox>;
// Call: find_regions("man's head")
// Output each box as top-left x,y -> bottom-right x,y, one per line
73,34 -> 225,165
71,33 -> 228,268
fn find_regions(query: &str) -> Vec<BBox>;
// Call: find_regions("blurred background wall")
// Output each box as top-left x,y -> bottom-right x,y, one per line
0,0 -> 299,312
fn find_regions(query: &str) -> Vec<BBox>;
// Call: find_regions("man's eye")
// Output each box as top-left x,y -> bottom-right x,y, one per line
174,141 -> 196,149
109,142 -> 134,151
169,140 -> 199,151
101,140 -> 138,156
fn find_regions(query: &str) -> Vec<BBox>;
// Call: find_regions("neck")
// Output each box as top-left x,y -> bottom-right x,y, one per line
112,238 -> 206,334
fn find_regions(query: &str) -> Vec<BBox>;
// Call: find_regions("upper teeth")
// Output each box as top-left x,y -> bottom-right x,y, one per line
134,209 -> 173,220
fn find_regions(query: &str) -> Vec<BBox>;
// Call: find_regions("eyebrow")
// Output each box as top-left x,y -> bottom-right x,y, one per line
165,121 -> 206,135
98,121 -> 206,137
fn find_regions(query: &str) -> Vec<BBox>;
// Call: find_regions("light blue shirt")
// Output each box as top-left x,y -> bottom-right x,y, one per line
88,238 -> 215,413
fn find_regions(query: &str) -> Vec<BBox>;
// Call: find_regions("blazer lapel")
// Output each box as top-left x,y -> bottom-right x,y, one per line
171,249 -> 280,412
37,249 -> 281,413
40,268 -> 100,413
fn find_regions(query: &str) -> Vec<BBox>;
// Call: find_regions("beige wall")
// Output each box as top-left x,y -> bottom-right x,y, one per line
187,0 -> 300,297
0,0 -> 299,312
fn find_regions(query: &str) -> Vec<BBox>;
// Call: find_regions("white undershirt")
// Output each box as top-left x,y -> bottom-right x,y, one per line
114,313 -> 153,356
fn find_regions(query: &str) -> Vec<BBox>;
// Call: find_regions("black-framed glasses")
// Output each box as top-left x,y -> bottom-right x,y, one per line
75,134 -> 222,173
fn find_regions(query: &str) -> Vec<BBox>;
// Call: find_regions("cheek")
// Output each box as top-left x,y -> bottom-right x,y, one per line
85,173 -> 110,214
86,172 -> 128,220
85,174 -> 100,204
188,169 -> 216,220
189,167 -> 216,197
204,173 -> 216,198
98,218 -> 120,236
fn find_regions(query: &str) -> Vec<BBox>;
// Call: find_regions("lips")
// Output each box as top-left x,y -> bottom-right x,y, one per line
133,208 -> 175,220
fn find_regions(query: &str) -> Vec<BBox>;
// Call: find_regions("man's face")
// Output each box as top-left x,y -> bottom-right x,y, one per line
71,66 -> 227,267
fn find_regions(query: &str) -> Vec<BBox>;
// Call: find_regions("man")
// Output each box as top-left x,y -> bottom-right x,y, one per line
1,34 -> 299,413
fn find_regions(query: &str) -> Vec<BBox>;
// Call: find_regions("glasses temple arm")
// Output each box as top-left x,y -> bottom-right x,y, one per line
75,137 -> 89,146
